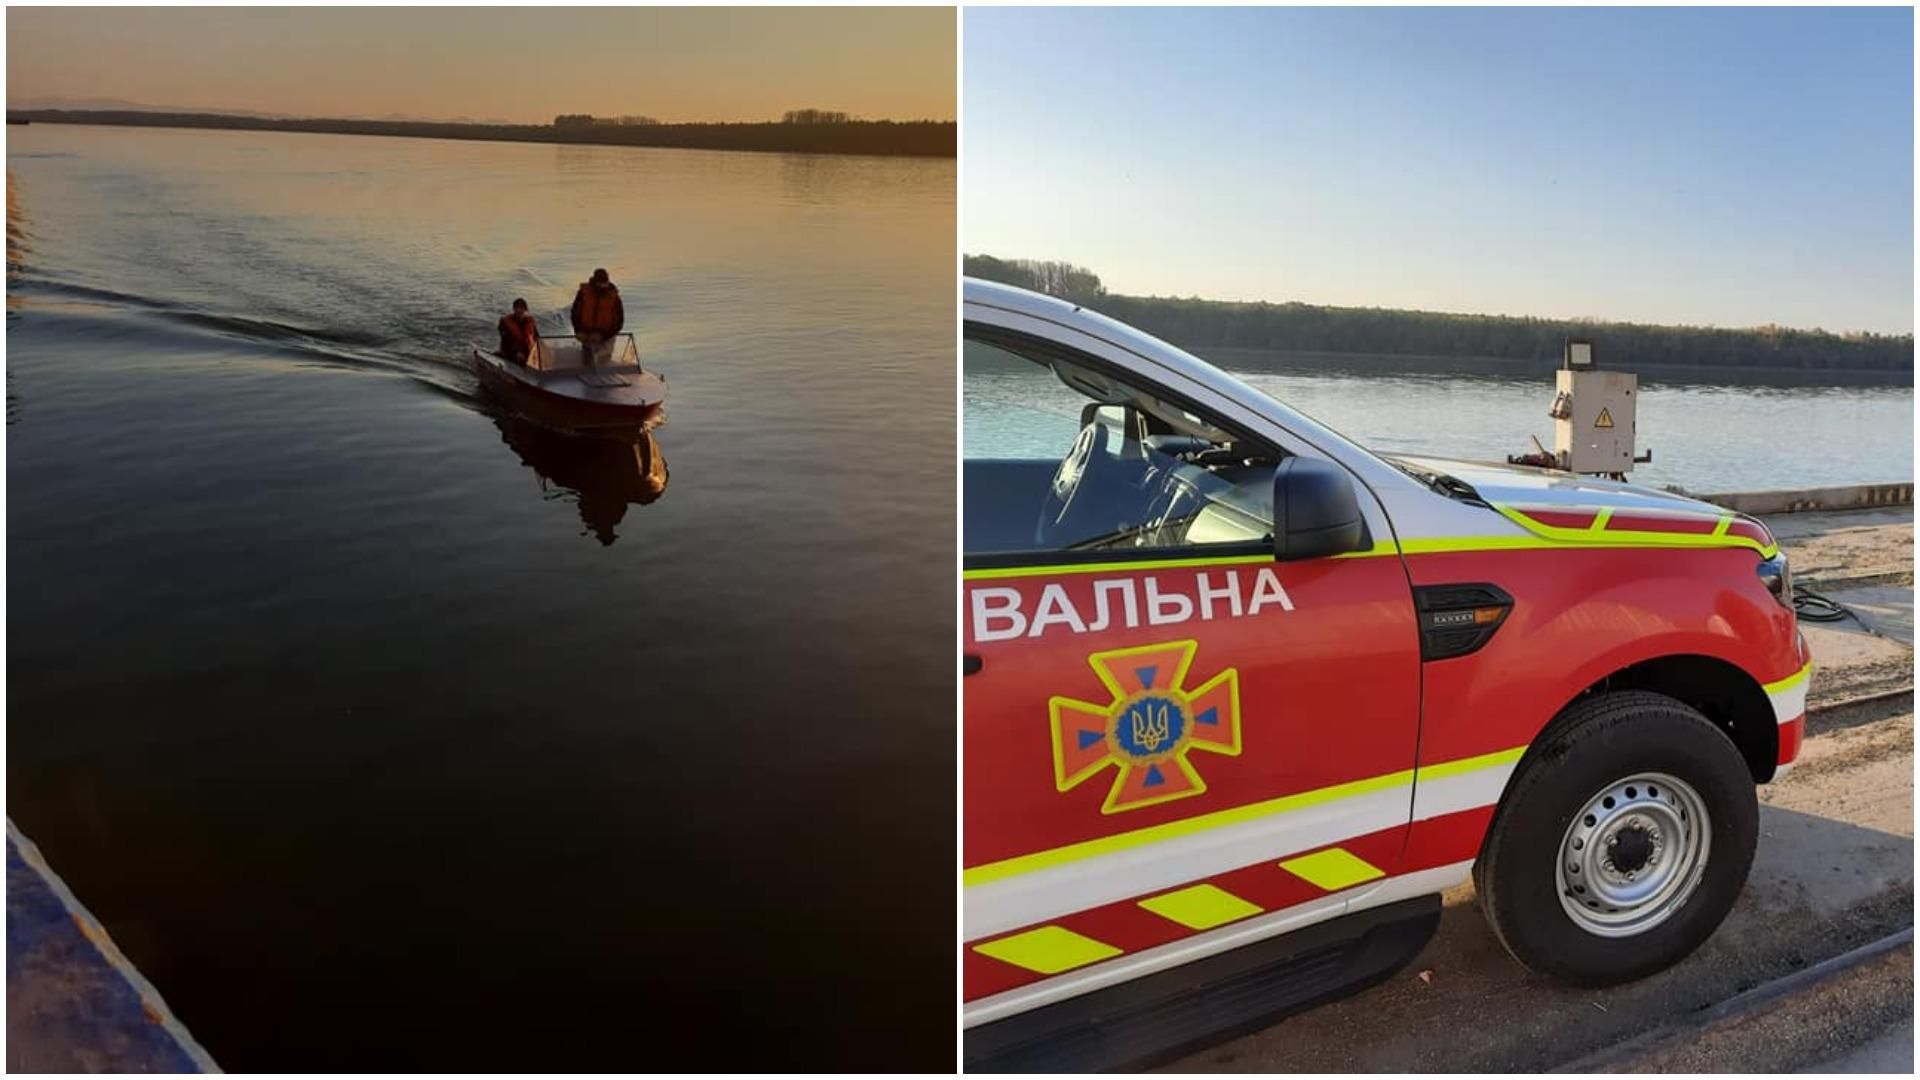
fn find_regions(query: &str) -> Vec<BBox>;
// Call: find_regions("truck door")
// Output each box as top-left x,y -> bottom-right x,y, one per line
961,327 -> 1423,1014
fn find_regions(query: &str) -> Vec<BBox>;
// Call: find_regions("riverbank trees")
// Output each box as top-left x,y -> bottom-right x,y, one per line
964,255 -> 1914,374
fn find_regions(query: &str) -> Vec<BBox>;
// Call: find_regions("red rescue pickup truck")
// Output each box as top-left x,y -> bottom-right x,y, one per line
962,279 -> 1810,1071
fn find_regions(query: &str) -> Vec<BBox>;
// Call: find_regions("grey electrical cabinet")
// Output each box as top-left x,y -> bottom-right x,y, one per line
1554,368 -> 1637,475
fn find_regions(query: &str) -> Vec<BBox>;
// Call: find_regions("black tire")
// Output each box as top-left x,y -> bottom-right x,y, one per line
1473,689 -> 1758,986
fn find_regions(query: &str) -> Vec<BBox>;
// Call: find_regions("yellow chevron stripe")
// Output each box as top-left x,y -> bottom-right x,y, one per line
1279,847 -> 1385,891
1137,883 -> 1264,930
971,925 -> 1122,975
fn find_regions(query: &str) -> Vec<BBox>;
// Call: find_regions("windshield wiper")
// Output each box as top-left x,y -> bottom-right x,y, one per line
1426,471 -> 1486,505
1390,459 -> 1486,506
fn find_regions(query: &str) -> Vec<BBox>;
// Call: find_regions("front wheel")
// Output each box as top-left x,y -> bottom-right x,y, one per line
1473,690 -> 1758,986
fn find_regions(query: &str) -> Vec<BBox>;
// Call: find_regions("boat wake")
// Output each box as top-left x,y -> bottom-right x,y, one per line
12,289 -> 476,395
5,170 -> 576,412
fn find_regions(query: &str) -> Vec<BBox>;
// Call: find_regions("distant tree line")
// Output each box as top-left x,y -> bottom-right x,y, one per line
964,255 -> 1914,374
565,108 -> 857,126
13,110 -> 955,159
554,114 -> 663,127
782,109 -> 852,125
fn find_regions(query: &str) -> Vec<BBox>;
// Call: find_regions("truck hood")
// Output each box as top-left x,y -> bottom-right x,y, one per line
1388,455 -> 1725,516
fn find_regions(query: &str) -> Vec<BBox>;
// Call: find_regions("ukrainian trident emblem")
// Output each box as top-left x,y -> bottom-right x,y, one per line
1049,640 -> 1243,814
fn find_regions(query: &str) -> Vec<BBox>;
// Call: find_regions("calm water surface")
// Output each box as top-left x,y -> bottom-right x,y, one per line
9,125 -> 953,1070
965,349 -> 1913,492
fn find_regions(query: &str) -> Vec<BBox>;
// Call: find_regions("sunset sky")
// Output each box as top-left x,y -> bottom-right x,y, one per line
967,7 -> 1913,333
9,7 -> 954,124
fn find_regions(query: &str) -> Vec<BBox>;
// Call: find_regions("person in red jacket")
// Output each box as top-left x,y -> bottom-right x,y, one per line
570,268 -> 626,364
497,298 -> 540,366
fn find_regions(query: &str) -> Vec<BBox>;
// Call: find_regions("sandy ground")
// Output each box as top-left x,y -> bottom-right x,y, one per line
1162,508 -> 1914,1073
1771,507 -> 1914,703
1799,610 -> 1911,705
1767,508 -> 1914,583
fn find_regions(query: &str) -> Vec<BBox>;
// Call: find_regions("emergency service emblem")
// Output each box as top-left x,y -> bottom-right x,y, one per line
1048,639 -> 1242,814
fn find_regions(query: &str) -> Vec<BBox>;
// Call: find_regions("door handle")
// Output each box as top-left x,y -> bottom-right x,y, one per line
964,654 -> 982,676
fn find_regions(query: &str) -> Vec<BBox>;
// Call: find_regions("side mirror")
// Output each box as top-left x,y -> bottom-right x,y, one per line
1273,457 -> 1366,561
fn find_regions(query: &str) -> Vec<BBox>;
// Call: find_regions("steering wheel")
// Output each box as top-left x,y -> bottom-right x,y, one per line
1036,420 -> 1124,546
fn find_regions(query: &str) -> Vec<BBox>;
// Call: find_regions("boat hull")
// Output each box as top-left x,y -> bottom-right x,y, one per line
472,349 -> 666,433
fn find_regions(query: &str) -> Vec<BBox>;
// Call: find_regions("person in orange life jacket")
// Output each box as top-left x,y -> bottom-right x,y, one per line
570,268 -> 625,364
497,298 -> 540,366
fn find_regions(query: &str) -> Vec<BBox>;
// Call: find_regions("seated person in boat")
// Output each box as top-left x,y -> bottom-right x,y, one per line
570,268 -> 625,363
497,298 -> 540,366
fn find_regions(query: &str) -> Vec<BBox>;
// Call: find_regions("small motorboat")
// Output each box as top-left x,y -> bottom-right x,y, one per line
471,333 -> 666,433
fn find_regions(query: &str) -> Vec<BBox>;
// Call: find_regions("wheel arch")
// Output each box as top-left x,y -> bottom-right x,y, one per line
1480,653 -> 1779,858
1592,654 -> 1780,783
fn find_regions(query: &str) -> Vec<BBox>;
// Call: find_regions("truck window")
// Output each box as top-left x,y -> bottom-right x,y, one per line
964,327 -> 1279,562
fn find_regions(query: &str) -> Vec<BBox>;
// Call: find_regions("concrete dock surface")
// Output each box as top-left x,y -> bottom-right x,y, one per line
6,823 -> 216,1072
1166,505 -> 1914,1073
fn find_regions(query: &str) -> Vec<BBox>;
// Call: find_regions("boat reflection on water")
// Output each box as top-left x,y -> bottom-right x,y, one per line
491,412 -> 669,545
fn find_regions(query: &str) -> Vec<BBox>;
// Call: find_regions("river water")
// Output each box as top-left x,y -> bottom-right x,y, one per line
964,348 -> 1913,493
8,125 -> 953,1070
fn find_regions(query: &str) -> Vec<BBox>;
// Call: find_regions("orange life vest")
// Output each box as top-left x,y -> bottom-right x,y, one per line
498,313 -> 537,355
574,283 -> 622,335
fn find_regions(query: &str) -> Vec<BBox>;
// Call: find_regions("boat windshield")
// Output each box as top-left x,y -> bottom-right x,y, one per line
532,334 -> 640,371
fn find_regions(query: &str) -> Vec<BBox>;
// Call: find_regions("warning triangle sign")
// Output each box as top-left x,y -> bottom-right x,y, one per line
1594,407 -> 1615,429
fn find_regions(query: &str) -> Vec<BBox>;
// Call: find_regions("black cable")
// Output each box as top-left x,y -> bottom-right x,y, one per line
1792,585 -> 1853,623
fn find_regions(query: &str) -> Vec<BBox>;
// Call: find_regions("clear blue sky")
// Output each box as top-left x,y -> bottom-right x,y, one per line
965,7 -> 1914,333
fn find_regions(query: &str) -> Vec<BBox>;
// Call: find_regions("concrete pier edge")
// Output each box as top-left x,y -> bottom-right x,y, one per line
1689,482 -> 1914,515
6,818 -> 221,1073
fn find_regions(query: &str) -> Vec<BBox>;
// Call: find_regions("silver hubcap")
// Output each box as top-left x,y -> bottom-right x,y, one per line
1557,772 -> 1710,937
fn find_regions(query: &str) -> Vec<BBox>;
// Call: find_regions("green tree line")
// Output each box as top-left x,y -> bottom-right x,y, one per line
964,255 -> 1914,373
